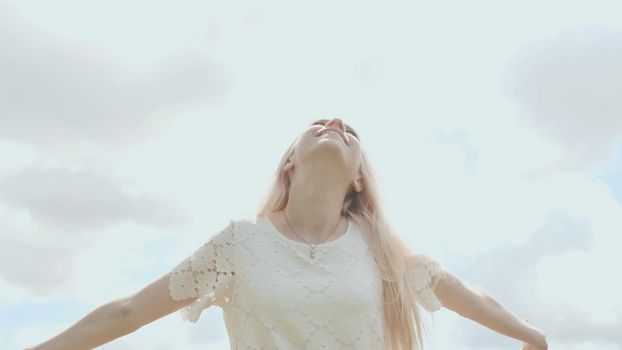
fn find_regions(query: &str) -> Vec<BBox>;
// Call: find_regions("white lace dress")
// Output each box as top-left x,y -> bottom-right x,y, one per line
167,215 -> 444,349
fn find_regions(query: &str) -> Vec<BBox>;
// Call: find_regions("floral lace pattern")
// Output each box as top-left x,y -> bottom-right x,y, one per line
167,219 -> 236,322
167,215 -> 444,349
410,253 -> 444,312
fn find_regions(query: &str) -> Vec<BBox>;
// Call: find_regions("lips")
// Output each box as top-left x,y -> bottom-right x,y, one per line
317,129 -> 347,144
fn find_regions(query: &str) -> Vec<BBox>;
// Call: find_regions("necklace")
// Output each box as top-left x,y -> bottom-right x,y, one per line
283,210 -> 343,259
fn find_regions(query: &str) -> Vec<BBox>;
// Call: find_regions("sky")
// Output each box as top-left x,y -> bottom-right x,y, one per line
1,0 -> 621,349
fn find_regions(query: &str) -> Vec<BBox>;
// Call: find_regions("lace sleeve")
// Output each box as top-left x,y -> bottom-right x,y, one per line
168,219 -> 236,323
410,253 -> 444,313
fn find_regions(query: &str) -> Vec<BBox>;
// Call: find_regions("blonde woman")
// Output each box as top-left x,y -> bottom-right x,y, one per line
27,118 -> 548,350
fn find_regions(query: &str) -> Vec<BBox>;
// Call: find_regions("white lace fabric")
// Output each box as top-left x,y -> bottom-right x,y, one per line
410,253 -> 444,312
167,215 -> 444,349
167,219 -> 236,322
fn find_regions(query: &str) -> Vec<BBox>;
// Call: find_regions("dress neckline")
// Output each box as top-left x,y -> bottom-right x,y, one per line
261,214 -> 353,248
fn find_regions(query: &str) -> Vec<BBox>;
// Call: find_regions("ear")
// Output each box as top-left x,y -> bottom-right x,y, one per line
353,178 -> 363,192
283,159 -> 294,172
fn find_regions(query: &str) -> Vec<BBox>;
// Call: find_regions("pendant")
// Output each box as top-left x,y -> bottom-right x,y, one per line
310,247 -> 315,259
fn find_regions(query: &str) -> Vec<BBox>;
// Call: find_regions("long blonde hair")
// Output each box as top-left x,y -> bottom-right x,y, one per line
256,131 -> 435,350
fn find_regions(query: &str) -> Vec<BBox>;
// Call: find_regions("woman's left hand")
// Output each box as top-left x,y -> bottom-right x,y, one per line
520,324 -> 548,350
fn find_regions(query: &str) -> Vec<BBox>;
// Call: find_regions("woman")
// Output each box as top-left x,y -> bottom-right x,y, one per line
27,118 -> 548,350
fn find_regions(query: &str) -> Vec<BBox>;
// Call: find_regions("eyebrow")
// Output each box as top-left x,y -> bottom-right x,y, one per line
310,119 -> 359,139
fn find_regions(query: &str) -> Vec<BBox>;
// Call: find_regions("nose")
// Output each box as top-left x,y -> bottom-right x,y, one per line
325,118 -> 346,133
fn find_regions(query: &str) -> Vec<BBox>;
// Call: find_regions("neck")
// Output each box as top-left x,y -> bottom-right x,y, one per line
283,167 -> 348,238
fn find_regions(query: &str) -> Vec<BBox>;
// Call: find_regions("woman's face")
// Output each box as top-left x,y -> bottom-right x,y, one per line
290,118 -> 362,180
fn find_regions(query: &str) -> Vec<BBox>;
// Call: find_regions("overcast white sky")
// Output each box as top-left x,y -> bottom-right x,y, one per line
1,0 -> 621,349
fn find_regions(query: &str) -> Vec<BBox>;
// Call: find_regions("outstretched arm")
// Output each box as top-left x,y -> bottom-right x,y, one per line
25,296 -> 136,350
26,272 -> 196,350
432,270 -> 548,349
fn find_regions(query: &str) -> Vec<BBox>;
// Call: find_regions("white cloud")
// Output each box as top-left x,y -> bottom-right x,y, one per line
502,25 -> 622,173
0,3 -> 231,151
0,233 -> 74,292
0,165 -> 188,231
